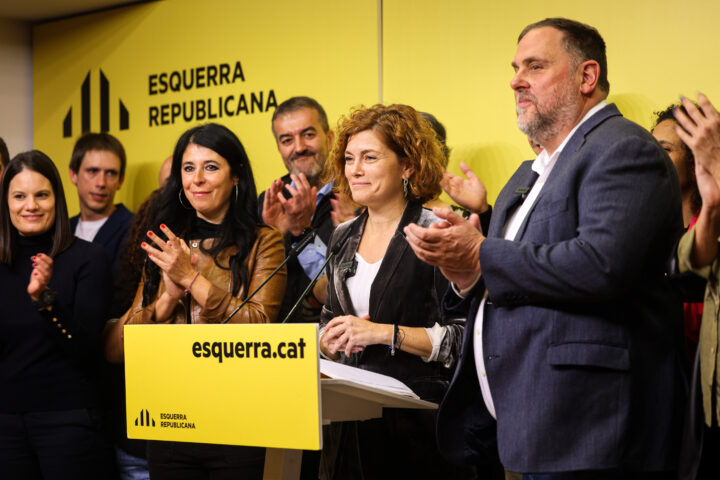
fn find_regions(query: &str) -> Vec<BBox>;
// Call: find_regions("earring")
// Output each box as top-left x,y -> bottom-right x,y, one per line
234,184 -> 239,203
402,178 -> 409,198
178,189 -> 192,210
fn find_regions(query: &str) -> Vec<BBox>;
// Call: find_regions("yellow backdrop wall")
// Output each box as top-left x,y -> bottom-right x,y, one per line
383,0 -> 720,203
33,0 -> 378,213
34,0 -> 720,213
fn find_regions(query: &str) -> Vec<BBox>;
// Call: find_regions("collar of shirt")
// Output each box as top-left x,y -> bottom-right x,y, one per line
531,100 -> 607,177
316,182 -> 334,205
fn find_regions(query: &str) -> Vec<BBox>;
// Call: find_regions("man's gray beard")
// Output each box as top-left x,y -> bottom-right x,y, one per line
516,82 -> 579,147
290,157 -> 324,187
517,108 -> 559,146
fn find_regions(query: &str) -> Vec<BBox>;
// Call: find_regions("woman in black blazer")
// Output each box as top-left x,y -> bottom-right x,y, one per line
0,151 -> 113,479
319,104 -> 467,479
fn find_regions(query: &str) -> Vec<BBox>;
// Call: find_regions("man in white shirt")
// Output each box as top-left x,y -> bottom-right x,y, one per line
405,17 -> 685,479
69,132 -> 133,274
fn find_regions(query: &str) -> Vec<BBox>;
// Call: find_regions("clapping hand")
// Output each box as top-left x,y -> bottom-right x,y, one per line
330,192 -> 359,227
404,207 -> 484,290
441,162 -> 489,214
27,253 -> 53,301
141,224 -> 198,296
262,173 -> 318,236
675,93 -> 720,184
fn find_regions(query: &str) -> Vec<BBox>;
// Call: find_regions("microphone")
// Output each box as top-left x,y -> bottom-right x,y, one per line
222,228 -> 316,324
289,227 -> 317,256
281,225 -> 354,323
513,170 -> 540,201
339,258 -> 357,280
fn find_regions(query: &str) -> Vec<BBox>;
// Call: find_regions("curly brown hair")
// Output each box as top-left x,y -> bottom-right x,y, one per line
324,104 -> 445,204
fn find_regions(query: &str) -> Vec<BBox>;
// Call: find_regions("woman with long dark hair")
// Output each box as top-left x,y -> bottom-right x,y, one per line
122,123 -> 286,478
0,151 -> 113,479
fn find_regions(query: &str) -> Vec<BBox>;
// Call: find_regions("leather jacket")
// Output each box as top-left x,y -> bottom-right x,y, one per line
126,225 -> 286,325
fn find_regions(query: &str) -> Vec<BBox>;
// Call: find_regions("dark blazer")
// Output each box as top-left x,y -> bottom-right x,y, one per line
321,202 -> 463,401
436,104 -> 686,473
258,175 -> 335,323
70,203 -> 133,275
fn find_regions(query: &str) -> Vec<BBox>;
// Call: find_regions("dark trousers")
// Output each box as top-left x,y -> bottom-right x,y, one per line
146,441 -> 265,480
0,409 -> 113,480
697,425 -> 720,479
321,409 -> 472,479
521,471 -> 675,480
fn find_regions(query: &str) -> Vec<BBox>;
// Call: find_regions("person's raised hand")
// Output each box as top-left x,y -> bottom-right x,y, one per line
142,224 -> 198,290
278,173 -> 318,236
404,207 -> 484,289
441,162 -> 489,214
27,253 -> 53,301
675,93 -> 720,183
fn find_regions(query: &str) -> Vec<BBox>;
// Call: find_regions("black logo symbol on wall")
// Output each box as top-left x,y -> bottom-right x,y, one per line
135,409 -> 156,427
62,70 -> 130,138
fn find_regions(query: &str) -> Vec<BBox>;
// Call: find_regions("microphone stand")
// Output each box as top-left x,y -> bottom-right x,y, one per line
280,250 -> 335,324
222,228 -> 316,324
280,225 -> 354,324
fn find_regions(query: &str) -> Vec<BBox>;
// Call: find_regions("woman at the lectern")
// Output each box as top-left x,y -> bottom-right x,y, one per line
319,104 -> 466,478
0,151 -> 113,478
124,123 -> 285,478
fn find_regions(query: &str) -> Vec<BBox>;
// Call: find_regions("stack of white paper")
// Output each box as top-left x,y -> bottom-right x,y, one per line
320,359 -> 419,399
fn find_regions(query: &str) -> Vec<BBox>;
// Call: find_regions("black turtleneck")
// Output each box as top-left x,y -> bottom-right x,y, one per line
0,233 -> 111,412
190,215 -> 223,240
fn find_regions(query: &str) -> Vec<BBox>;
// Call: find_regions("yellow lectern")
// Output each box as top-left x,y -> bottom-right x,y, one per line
124,323 -> 438,480
124,323 -> 321,450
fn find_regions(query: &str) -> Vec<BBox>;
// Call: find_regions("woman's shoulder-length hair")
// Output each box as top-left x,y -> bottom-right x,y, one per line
0,150 -> 74,264
324,103 -> 445,204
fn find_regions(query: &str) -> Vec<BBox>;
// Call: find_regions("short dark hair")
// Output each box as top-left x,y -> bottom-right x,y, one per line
519,17 -> 610,93
271,96 -> 329,135
69,132 -> 127,180
0,150 -> 74,264
653,104 -> 701,212
0,137 -> 9,168
419,112 -> 450,167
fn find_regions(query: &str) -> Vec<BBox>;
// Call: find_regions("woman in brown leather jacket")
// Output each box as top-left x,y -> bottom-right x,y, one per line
120,123 -> 286,479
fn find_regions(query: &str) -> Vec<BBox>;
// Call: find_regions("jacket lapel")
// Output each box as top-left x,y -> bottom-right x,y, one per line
491,104 -> 622,241
561,103 -> 621,158
333,213 -> 366,316
489,161 -> 535,238
368,202 -> 421,321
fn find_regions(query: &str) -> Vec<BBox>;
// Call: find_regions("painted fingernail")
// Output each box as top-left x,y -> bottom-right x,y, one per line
141,242 -> 147,248
31,256 -> 36,260
147,231 -> 153,237
160,224 -> 166,229
33,263 -> 37,267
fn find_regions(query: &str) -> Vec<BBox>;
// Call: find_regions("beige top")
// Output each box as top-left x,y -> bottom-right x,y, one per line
678,225 -> 720,426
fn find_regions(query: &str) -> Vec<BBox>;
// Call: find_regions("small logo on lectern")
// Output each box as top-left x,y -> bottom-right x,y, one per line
135,409 -> 156,427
